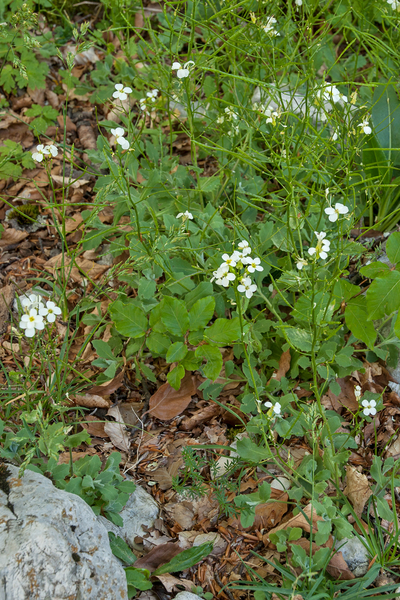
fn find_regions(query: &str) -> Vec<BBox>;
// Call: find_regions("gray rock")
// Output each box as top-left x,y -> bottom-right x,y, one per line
0,463 -> 128,600
335,537 -> 370,577
174,593 -> 203,600
98,484 -> 159,548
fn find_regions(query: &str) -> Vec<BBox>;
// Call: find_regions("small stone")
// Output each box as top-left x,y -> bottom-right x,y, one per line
270,476 -> 291,491
174,593 -> 203,600
335,537 -> 370,577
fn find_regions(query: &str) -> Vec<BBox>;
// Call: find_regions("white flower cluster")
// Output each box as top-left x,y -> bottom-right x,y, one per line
254,103 -> 281,125
387,0 -> 400,9
31,143 -> 58,163
317,84 -> 348,106
110,127 -> 130,150
308,231 -> 330,260
171,60 -> 195,79
263,16 -> 279,36
112,84 -> 132,101
176,211 -> 193,220
354,385 -> 377,416
18,293 -> 61,338
139,89 -> 158,113
211,240 -> 263,299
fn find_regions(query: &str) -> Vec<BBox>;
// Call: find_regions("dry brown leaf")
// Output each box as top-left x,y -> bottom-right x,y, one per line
81,415 -> 108,438
134,543 -> 182,572
64,213 -> 83,233
44,254 -> 109,283
326,377 -> 359,412
154,574 -> 193,592
267,503 -> 323,542
150,467 -> 173,490
58,449 -> 97,464
78,125 -> 97,149
326,551 -> 355,580
180,403 -> 220,431
0,228 -> 29,247
0,284 -> 14,334
72,393 -> 111,409
85,370 -> 125,396
104,416 -> 131,452
163,502 -> 195,530
386,435 -> 400,458
229,488 -> 288,531
149,372 -> 196,420
344,466 -> 372,518
272,349 -> 291,382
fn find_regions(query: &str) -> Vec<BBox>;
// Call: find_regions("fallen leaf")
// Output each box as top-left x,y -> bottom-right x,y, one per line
386,435 -> 400,458
78,125 -> 97,149
150,467 -> 173,490
154,574 -> 193,592
180,403 -> 220,431
44,254 -> 109,283
104,419 -> 131,452
72,394 -> 111,409
58,449 -> 97,464
344,466 -> 372,518
229,488 -> 288,531
85,370 -> 125,396
0,228 -> 29,247
134,542 -> 182,572
81,415 -> 108,438
326,377 -> 359,412
0,284 -> 15,334
64,213 -> 83,233
149,372 -> 196,420
272,349 -> 291,382
326,551 -> 355,580
267,503 -> 323,542
163,502 -> 195,530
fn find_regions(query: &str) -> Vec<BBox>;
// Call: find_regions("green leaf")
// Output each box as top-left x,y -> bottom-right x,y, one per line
109,301 -> 148,338
92,340 -> 115,360
188,296 -> 215,331
372,83 -> 400,167
166,342 -> 188,363
366,271 -> 400,320
64,430 -> 91,449
386,232 -> 400,264
235,437 -> 272,462
359,262 -> 390,279
345,298 -> 377,350
167,364 -> 185,390
195,344 -> 223,380
199,177 -> 220,193
108,532 -> 136,565
146,332 -> 171,356
138,278 -> 157,300
362,132 -> 391,185
205,318 -> 241,345
125,567 -> 152,592
161,296 -> 189,336
283,327 -> 313,353
152,542 -> 213,576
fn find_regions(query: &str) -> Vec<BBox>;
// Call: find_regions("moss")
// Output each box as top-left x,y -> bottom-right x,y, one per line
8,203 -> 39,225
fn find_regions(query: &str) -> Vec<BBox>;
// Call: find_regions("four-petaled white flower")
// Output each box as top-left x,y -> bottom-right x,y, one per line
112,84 -> 133,101
221,253 -> 238,268
172,60 -> 195,79
358,120 -> 372,135
176,211 -> 193,220
296,258 -> 308,270
139,89 -> 159,112
224,106 -> 238,120
46,144 -> 58,157
19,308 -> 45,338
110,127 -> 130,150
32,144 -> 58,162
238,276 -> 257,298
238,240 -> 251,254
362,399 -> 376,416
39,301 -> 62,323
324,202 -> 349,222
263,16 -> 279,36
308,231 -> 330,260
354,385 -> 362,400
264,400 -> 281,415
243,256 -> 264,273
20,293 -> 44,312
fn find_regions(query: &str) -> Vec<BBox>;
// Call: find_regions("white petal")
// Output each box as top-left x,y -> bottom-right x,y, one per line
25,328 -> 36,337
115,84 -> 123,90
47,313 -> 56,323
328,213 -> 338,222
308,247 -> 316,256
320,251 -> 328,259
172,62 -> 182,70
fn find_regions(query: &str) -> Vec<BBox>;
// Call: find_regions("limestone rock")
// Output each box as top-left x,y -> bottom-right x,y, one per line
174,593 -> 203,600
0,463 -> 128,600
335,537 -> 370,577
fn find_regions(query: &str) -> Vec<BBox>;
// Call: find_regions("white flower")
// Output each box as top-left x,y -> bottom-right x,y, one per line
112,84 -> 133,101
39,301 -> 62,323
326,84 -> 347,104
308,231 -> 330,260
46,143 -> 58,157
387,0 -> 400,9
31,144 -> 47,162
358,120 -> 372,135
296,258 -> 308,270
331,130 -> 338,141
224,106 -> 238,120
237,276 -> 257,298
295,0 -> 302,5
212,265 -> 236,287
19,308 -> 45,337
111,127 -> 129,150
243,256 -> 264,273
260,104 -> 280,124
264,400 -> 281,415
221,253 -> 238,268
238,240 -> 251,254
362,399 -> 377,416
176,211 -> 193,220
324,203 -> 349,222
20,293 -> 45,312
216,116 -> 225,124
263,16 -> 279,36
147,89 -> 158,99
354,385 -> 362,400
172,60 -> 195,79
